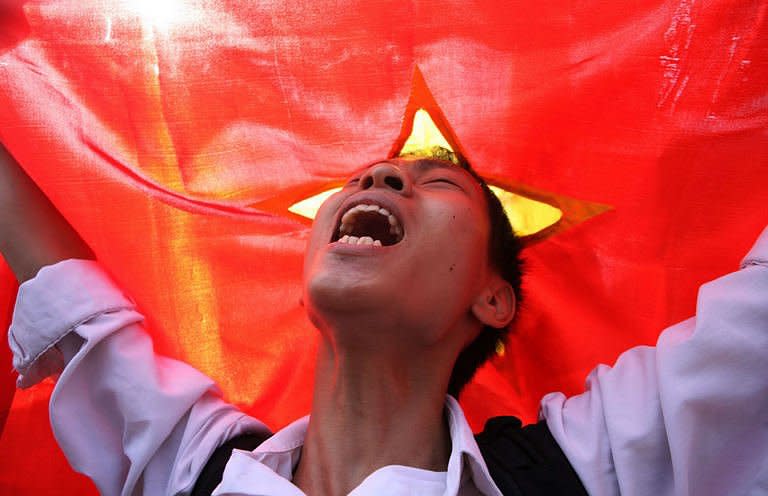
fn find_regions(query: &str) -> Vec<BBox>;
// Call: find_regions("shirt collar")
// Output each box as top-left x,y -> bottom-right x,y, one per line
444,395 -> 503,496
215,396 -> 502,496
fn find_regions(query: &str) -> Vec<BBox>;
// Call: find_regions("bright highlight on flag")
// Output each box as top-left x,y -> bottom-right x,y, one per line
126,0 -> 190,33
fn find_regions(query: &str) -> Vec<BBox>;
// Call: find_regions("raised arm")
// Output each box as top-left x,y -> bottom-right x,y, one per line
541,226 -> 768,496
2,141 -> 268,495
0,141 -> 94,282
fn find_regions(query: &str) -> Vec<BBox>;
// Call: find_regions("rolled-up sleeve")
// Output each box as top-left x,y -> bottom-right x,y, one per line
8,260 -> 269,496
541,225 -> 768,496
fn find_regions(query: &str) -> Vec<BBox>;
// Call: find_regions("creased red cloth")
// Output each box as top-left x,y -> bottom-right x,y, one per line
0,1 -> 766,493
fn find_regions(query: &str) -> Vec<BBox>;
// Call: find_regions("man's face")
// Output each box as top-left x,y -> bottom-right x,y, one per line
302,157 -> 493,347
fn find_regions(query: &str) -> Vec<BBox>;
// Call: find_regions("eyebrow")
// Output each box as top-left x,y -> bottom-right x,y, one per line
410,159 -> 458,175
350,158 -> 469,183
380,158 -> 462,176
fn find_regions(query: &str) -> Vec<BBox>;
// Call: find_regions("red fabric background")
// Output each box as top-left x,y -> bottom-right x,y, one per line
0,0 -> 766,493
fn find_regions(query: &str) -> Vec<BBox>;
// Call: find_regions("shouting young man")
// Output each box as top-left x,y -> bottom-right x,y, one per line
2,139 -> 767,495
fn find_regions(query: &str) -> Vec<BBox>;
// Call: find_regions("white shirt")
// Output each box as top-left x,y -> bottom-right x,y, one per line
8,225 -> 768,496
214,399 -> 491,496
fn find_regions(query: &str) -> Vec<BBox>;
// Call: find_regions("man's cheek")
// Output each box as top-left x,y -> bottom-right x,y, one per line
309,214 -> 334,245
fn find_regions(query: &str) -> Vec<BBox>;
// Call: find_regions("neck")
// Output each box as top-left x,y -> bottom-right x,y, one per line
293,338 -> 454,496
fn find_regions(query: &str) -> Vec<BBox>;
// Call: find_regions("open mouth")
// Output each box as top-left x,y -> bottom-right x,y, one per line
330,203 -> 404,246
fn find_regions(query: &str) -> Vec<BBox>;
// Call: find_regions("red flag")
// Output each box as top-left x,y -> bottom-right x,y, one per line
1,1 -> 766,493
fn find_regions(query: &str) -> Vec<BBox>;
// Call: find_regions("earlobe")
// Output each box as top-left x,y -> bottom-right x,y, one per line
471,279 -> 516,328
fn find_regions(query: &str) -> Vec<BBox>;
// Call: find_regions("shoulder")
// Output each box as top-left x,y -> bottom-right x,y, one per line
192,432 -> 271,496
475,416 -> 588,496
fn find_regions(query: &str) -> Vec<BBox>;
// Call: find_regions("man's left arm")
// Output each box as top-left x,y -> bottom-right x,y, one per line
540,226 -> 768,496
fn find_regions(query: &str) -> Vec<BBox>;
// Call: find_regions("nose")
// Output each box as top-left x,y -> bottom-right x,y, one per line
359,162 -> 412,195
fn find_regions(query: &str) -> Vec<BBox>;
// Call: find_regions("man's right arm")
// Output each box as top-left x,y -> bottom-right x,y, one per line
2,142 -> 269,495
10,260 -> 269,495
540,226 -> 768,496
0,141 -> 94,282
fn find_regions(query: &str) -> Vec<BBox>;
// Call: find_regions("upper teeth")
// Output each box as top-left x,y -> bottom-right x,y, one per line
337,203 -> 403,245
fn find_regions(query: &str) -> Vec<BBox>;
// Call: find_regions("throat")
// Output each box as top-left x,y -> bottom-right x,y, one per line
293,343 -> 453,495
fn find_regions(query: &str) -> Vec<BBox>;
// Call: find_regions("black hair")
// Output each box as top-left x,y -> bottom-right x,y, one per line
402,148 -> 524,397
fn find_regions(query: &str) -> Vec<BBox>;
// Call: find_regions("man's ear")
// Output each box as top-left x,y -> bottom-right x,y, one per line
471,277 -> 516,328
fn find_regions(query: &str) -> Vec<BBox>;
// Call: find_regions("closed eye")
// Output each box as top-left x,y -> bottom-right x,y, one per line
423,178 -> 464,190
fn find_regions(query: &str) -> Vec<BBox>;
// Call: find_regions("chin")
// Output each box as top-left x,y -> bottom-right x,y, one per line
304,284 -> 385,342
303,269 -> 394,320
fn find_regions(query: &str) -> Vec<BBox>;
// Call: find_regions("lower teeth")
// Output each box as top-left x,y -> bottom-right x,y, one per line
338,235 -> 383,246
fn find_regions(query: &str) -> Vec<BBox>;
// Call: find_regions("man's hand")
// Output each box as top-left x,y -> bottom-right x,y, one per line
0,141 -> 94,282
